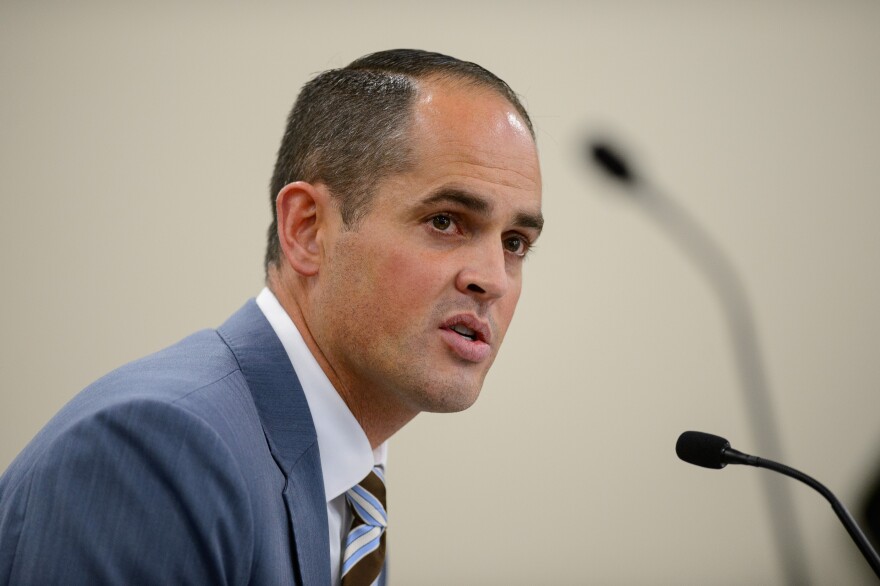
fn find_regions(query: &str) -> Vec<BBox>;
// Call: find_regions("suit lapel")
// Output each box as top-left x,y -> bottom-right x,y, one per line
218,300 -> 330,586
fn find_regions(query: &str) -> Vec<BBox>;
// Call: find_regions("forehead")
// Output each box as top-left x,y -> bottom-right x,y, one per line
402,79 -> 542,203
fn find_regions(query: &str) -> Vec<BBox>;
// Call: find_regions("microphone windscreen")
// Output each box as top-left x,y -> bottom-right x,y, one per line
589,142 -> 637,185
676,431 -> 731,469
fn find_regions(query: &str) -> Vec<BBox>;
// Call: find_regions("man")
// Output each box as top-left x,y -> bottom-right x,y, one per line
0,49 -> 543,585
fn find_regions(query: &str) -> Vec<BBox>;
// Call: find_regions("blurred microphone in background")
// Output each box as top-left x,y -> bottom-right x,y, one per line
587,139 -> 810,585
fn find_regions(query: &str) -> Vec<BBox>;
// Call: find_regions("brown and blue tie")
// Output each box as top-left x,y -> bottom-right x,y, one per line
341,466 -> 387,586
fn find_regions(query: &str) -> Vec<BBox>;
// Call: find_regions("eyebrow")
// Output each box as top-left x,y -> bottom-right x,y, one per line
420,188 -> 544,233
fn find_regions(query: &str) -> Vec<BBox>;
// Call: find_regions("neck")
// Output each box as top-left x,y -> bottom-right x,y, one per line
267,271 -> 417,448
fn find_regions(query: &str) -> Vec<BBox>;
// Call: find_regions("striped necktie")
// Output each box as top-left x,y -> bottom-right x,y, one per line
341,466 -> 387,586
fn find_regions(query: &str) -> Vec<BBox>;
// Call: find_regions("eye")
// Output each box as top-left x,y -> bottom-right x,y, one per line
503,234 -> 530,257
431,214 -> 453,231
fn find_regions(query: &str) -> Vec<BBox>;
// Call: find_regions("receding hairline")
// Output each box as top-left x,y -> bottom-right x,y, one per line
390,73 -> 537,159
343,72 -> 537,205
345,58 -> 536,142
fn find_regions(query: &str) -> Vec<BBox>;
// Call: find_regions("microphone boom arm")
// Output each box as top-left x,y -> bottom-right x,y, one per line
724,448 -> 880,579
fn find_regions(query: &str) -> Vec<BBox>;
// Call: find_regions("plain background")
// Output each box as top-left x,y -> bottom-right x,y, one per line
2,2 -> 879,584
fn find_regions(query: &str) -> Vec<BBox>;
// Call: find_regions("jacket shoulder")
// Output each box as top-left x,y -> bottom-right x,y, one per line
0,393 -> 257,584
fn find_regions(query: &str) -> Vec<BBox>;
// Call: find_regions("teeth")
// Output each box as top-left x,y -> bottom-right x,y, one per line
450,324 -> 477,340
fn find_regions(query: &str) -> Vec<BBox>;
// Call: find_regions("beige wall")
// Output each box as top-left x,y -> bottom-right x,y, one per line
2,2 -> 879,583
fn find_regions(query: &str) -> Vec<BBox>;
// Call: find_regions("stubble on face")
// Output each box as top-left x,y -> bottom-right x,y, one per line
312,223 -> 498,417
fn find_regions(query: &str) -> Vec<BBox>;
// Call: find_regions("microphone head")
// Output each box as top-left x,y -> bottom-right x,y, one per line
588,141 -> 638,186
676,431 -> 731,469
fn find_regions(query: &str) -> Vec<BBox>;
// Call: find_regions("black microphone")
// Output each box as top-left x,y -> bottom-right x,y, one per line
677,431 -> 880,579
676,430 -> 758,469
589,142 -> 639,186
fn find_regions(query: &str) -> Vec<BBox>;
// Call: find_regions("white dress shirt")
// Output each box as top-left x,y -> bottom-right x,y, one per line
256,288 -> 387,585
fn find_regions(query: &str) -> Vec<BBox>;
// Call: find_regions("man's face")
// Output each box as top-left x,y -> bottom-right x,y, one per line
311,80 -> 542,417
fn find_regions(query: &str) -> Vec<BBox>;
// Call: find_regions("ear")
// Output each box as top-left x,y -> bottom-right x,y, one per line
275,181 -> 335,277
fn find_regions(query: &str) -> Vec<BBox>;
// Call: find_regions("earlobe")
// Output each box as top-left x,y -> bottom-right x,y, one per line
276,181 -> 332,277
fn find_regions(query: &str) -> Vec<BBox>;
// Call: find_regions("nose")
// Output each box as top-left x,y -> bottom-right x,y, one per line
455,240 -> 509,301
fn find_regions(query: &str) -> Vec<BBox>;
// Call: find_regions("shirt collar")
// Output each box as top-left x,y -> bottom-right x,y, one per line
255,287 -> 386,501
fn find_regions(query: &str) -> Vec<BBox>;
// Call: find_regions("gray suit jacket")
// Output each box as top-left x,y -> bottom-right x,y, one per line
0,300 -> 333,585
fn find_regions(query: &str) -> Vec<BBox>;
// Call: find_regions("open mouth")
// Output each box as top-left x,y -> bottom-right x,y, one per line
439,316 -> 492,362
449,324 -> 478,341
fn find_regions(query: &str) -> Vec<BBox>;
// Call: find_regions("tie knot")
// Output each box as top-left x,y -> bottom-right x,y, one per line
346,467 -> 387,529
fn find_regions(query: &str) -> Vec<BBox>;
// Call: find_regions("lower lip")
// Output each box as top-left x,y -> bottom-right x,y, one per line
439,328 -> 492,363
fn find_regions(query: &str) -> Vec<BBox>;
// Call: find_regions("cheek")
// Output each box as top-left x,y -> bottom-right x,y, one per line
371,247 -> 448,308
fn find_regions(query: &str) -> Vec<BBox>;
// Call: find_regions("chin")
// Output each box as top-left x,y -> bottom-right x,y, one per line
414,380 -> 484,414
